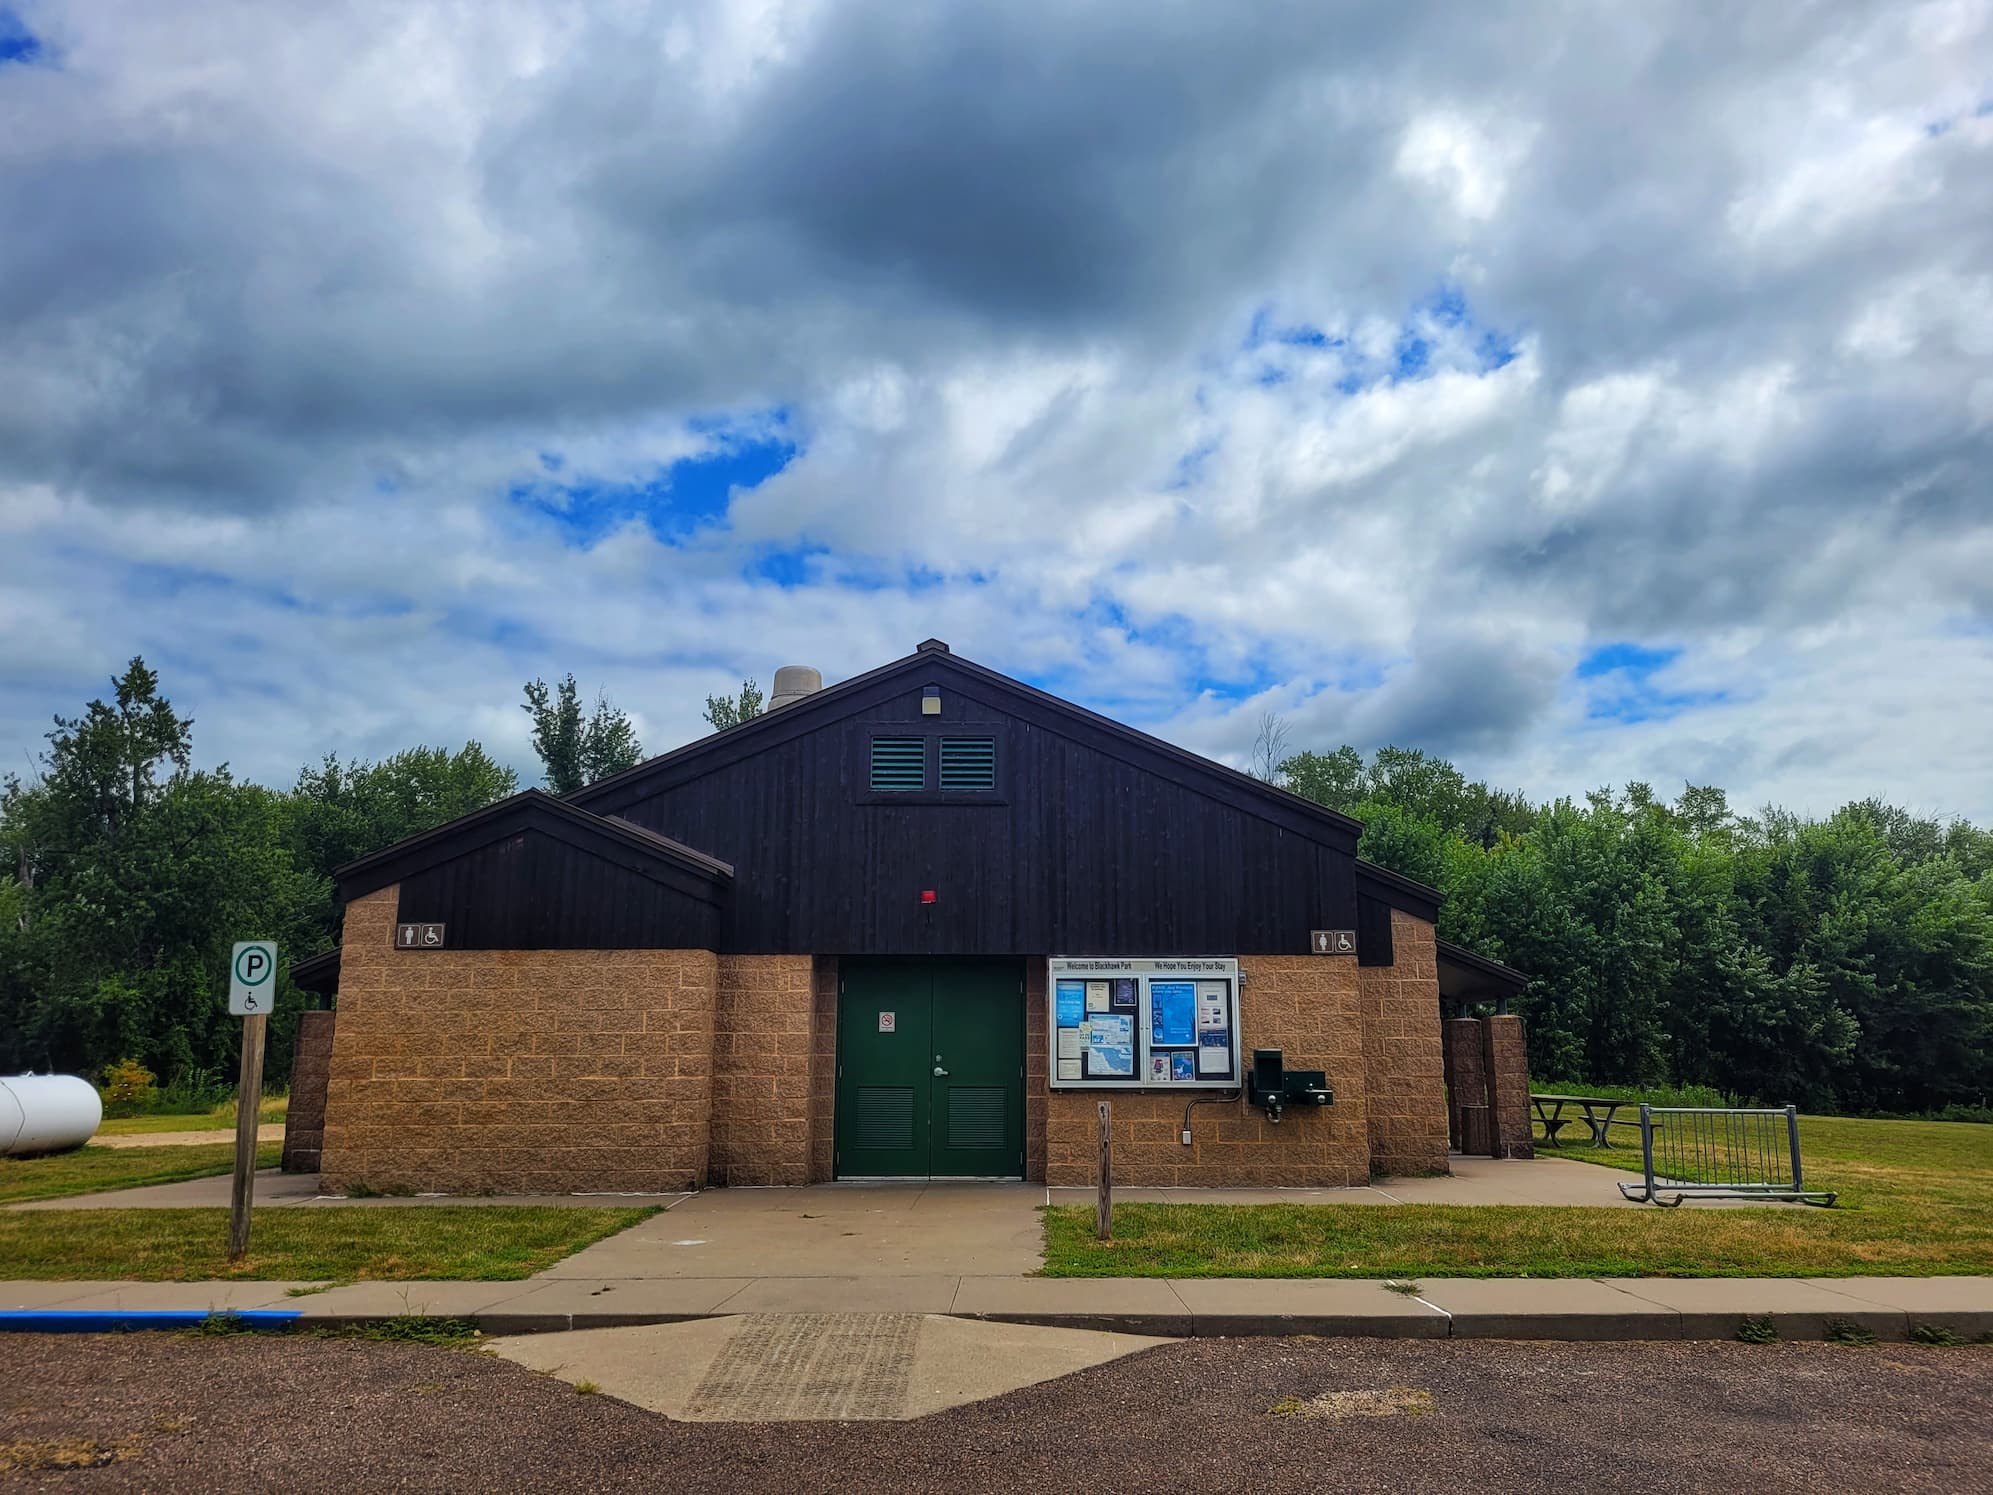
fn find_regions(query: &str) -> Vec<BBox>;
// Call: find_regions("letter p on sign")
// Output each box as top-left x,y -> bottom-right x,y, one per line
230,940 -> 278,1015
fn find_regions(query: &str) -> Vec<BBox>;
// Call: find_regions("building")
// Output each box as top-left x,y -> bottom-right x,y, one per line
286,639 -> 1531,1193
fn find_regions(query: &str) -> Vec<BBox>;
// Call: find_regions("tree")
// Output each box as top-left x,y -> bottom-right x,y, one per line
521,676 -> 644,793
0,662 -> 318,1082
703,679 -> 765,732
284,743 -> 517,947
1247,712 -> 1291,784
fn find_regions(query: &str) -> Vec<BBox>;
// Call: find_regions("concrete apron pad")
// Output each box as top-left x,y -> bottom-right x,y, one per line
543,1184 -> 1043,1280
489,1312 -> 1175,1421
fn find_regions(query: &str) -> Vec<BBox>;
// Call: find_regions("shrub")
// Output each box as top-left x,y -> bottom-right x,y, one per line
156,1066 -> 232,1116
97,1058 -> 158,1117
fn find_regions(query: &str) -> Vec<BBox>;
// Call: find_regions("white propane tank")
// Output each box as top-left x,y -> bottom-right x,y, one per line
0,1074 -> 104,1157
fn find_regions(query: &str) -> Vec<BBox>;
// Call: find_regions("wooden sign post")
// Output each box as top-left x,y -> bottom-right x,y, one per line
227,941 -> 277,1262
1096,1100 -> 1112,1241
229,1013 -> 267,1260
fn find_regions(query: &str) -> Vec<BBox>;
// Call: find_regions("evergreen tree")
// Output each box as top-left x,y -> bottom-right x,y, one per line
521,676 -> 644,793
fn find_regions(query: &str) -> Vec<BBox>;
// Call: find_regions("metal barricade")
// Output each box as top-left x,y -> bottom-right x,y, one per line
1617,1104 -> 1837,1207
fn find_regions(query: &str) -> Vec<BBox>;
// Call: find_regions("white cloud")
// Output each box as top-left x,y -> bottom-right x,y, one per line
0,0 -> 1989,823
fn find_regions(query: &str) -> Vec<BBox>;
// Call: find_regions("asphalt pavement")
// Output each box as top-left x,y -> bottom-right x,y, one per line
4,1332 -> 1989,1492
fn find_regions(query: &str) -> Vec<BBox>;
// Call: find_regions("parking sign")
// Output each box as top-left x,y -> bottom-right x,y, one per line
229,940 -> 278,1015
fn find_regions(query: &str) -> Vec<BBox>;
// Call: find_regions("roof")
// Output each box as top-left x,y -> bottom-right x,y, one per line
331,788 -> 734,903
572,640 -> 1368,847
1355,859 -> 1442,922
290,947 -> 340,995
1436,939 -> 1530,1004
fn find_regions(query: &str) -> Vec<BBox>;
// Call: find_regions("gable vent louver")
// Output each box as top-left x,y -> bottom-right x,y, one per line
939,737 -> 997,791
869,737 -> 927,791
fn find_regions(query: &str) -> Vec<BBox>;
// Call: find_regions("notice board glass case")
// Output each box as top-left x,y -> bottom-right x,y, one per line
1047,957 -> 1241,1089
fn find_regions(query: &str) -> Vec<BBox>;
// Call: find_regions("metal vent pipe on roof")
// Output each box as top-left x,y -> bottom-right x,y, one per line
769,665 -> 823,711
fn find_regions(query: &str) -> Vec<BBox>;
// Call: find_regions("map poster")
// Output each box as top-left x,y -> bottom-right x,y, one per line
1150,981 -> 1196,1048
1056,981 -> 1085,1027
1085,1012 -> 1134,1077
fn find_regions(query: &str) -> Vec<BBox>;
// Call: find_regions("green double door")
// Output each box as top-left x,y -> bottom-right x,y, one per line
834,961 -> 1024,1178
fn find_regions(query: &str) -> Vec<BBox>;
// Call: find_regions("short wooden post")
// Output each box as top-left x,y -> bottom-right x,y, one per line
1096,1100 -> 1112,1241
228,1013 -> 268,1261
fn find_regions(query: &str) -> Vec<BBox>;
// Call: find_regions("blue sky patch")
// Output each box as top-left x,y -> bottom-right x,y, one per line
0,10 -> 40,65
515,411 -> 797,547
750,543 -> 830,588
1577,642 -> 1729,723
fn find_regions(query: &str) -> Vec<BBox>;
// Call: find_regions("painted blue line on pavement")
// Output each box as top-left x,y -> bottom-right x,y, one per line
0,1309 -> 302,1332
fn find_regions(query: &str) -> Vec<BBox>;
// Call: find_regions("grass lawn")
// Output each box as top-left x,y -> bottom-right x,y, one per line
0,1142 -> 284,1205
1042,1115 -> 1993,1279
0,1205 -> 655,1281
98,1098 -> 289,1137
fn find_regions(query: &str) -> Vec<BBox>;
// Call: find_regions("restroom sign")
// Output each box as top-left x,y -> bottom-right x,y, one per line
396,922 -> 446,950
228,940 -> 278,1015
1311,929 -> 1356,955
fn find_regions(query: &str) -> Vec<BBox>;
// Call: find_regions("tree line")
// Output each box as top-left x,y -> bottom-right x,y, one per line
0,661 -> 764,1089
3,661 -> 1985,1117
1278,744 -> 1993,1116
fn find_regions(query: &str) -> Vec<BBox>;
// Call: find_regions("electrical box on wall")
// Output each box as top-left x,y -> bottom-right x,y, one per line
1047,957 -> 1241,1089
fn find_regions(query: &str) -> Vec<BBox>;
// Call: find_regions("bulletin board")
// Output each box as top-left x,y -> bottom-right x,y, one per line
1047,957 -> 1241,1090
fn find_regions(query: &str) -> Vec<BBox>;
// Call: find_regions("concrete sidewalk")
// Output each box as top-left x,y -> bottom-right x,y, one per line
6,1274 -> 1987,1342
10,1155 -> 1698,1213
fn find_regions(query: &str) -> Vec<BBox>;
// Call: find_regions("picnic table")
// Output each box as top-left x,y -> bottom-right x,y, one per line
1530,1093 -> 1638,1148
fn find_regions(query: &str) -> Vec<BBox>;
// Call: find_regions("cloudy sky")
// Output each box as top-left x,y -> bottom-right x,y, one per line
2,1 -> 1990,820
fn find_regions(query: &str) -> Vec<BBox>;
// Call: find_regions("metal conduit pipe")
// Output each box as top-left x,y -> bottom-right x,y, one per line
1180,1089 -> 1242,1147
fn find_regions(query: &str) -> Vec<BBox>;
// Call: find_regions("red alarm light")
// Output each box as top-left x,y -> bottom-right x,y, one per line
920,889 -> 937,904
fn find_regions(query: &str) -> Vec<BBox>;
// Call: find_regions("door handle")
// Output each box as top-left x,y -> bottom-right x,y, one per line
933,1066 -> 949,1077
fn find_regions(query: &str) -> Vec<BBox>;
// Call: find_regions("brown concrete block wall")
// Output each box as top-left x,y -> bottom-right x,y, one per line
1443,1017 -> 1489,1152
1357,910 -> 1451,1177
708,955 -> 817,1186
280,1009 -> 336,1173
319,886 -> 721,1195
1042,955 -> 1370,1188
1482,1013 -> 1536,1159
807,957 -> 838,1183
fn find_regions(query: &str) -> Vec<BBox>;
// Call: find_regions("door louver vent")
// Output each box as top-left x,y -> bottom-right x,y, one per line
939,738 -> 997,791
855,1087 -> 916,1150
946,1086 -> 1006,1149
869,738 -> 926,792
